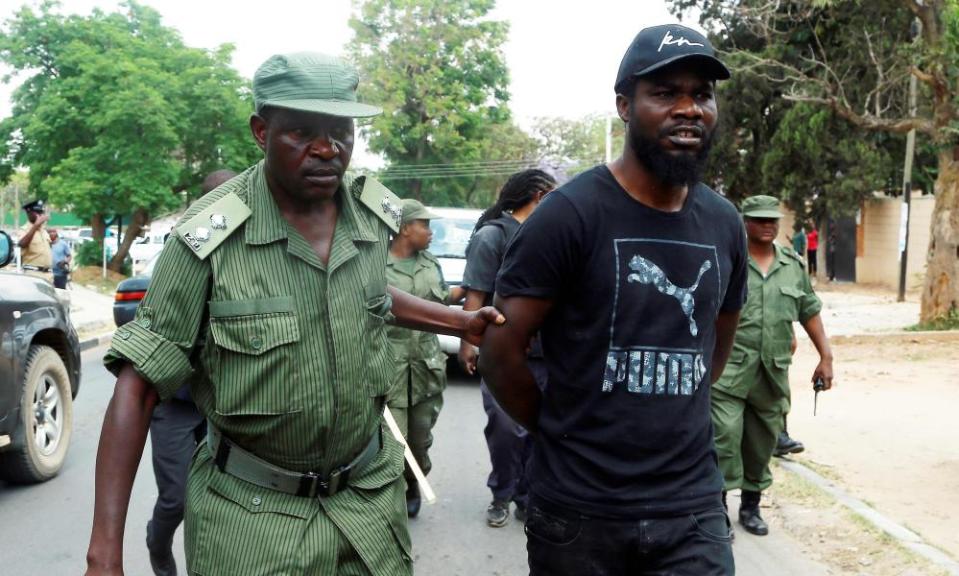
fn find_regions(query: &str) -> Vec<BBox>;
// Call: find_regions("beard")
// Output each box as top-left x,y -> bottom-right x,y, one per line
628,118 -> 714,188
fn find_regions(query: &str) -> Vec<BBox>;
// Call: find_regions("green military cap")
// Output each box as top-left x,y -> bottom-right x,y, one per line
253,52 -> 382,118
741,195 -> 784,218
400,199 -> 440,225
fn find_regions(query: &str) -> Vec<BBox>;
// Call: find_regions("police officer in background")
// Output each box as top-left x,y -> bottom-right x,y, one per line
143,169 -> 236,576
711,195 -> 834,536
85,52 -> 502,576
386,199 -> 465,518
18,199 -> 53,282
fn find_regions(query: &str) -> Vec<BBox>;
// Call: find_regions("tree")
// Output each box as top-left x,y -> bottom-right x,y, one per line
0,1 -> 259,271
531,114 -> 625,177
348,0 -> 537,206
672,0 -> 959,322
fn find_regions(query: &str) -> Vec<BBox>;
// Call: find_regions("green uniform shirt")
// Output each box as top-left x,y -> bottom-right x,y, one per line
105,161 -> 411,574
385,250 -> 449,407
714,243 -> 822,398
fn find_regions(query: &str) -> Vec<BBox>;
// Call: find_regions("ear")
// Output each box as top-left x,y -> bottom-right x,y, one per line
250,114 -> 268,152
615,93 -> 631,124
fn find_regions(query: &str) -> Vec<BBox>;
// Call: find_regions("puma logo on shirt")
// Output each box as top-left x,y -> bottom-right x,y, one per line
627,255 -> 712,337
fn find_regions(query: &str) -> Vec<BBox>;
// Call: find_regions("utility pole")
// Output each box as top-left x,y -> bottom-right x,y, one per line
898,18 -> 921,303
605,116 -> 613,164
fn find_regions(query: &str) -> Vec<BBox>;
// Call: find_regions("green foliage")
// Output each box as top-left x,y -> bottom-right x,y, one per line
75,240 -> 104,267
348,0 -> 536,206
0,1 -> 260,235
531,114 -> 624,177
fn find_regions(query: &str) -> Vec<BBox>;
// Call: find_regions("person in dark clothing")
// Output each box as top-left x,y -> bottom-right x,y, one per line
144,169 -> 236,576
479,24 -> 744,575
459,168 -> 556,527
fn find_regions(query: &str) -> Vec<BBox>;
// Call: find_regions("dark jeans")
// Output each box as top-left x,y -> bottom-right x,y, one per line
53,273 -> 68,289
150,398 -> 206,531
480,358 -> 547,508
526,496 -> 734,576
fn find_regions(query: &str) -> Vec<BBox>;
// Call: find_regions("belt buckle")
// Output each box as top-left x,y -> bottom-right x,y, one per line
324,466 -> 351,498
299,471 -> 324,498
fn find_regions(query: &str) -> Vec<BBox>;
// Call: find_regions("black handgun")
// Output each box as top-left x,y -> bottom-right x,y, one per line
813,377 -> 826,415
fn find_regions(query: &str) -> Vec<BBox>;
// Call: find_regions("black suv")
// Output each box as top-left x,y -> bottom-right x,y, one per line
0,230 -> 81,483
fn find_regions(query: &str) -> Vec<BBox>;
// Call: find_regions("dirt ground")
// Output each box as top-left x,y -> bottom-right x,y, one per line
782,282 -> 959,565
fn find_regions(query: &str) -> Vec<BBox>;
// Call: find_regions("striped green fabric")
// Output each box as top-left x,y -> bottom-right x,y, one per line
384,251 -> 449,408
105,161 -> 411,575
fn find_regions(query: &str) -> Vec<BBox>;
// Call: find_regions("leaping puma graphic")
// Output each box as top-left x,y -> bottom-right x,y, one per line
627,255 -> 712,336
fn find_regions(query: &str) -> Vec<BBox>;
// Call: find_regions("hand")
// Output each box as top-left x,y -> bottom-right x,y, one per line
461,306 -> 505,347
458,341 -> 479,375
35,213 -> 49,226
812,357 -> 834,390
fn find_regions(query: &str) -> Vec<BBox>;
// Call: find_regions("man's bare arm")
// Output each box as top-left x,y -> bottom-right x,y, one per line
85,364 -> 159,575
711,310 -> 741,384
17,214 -> 48,248
800,313 -> 834,389
458,289 -> 488,375
478,294 -> 553,432
388,286 -> 503,346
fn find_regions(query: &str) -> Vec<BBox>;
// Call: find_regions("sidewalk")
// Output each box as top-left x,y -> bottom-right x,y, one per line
67,283 -> 116,344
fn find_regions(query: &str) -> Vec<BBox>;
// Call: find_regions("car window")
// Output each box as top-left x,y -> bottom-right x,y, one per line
430,218 -> 476,259
142,251 -> 161,275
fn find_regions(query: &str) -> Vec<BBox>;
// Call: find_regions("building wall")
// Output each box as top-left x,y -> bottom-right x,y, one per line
856,193 -> 934,290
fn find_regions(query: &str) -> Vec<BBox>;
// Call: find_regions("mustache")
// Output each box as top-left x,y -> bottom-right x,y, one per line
660,123 -> 706,139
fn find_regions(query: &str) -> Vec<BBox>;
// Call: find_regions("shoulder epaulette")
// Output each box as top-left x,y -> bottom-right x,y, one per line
175,192 -> 251,260
354,175 -> 402,233
781,245 -> 805,263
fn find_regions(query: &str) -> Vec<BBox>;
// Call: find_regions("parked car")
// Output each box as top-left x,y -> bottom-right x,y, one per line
128,229 -> 171,266
113,251 -> 161,327
427,207 -> 483,355
0,231 -> 82,483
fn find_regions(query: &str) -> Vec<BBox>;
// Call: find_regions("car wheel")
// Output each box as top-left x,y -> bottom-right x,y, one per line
0,345 -> 74,483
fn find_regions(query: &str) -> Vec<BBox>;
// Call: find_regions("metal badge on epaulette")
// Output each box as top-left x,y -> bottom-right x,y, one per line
175,191 -> 252,260
358,176 -> 402,233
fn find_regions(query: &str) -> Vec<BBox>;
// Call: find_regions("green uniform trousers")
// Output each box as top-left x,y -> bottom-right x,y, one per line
711,361 -> 790,493
183,442 -> 412,576
391,392 -> 444,482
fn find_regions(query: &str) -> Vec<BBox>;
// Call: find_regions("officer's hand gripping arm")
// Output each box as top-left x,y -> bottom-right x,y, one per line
388,285 -> 504,347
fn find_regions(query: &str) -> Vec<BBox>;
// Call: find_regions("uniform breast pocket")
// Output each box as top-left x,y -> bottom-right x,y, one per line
779,286 -> 803,321
208,299 -> 301,416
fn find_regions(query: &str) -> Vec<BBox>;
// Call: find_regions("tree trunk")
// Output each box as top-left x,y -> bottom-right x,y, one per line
108,208 -> 148,272
919,149 -> 959,322
91,214 -> 106,242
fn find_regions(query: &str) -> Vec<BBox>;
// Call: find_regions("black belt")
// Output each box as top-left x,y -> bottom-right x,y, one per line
207,423 -> 381,498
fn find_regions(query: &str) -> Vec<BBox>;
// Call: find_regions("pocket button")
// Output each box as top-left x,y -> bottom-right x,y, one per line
251,496 -> 262,506
249,335 -> 263,350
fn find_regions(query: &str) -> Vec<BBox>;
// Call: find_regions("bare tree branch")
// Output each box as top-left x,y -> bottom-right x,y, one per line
783,93 -> 936,135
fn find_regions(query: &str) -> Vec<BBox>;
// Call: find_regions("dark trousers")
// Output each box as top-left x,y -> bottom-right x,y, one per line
807,249 -> 818,275
480,358 -> 547,508
526,496 -> 735,576
53,274 -> 68,289
149,398 -> 206,533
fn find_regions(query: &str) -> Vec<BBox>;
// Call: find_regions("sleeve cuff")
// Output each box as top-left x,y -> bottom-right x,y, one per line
799,300 -> 823,323
104,321 -> 195,401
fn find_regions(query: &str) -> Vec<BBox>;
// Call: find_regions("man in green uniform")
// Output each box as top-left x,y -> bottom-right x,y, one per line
711,195 -> 834,537
386,199 -> 465,518
84,52 -> 502,576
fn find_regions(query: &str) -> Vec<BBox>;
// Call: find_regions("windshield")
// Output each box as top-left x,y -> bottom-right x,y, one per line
429,218 -> 476,259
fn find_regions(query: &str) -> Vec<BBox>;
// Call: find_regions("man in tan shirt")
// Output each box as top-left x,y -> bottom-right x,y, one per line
18,199 -> 53,282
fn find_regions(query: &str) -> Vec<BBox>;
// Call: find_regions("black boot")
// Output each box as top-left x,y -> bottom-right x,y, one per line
146,519 -> 178,576
738,490 -> 769,536
406,479 -> 422,519
774,430 -> 805,457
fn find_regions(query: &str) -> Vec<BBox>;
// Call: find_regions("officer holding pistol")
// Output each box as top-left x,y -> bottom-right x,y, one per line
711,195 -> 834,536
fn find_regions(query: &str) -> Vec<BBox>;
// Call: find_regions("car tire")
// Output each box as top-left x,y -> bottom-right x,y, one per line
0,345 -> 74,483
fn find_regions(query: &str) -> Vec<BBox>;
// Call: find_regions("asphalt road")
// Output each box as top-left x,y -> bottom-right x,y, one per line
0,346 -> 831,575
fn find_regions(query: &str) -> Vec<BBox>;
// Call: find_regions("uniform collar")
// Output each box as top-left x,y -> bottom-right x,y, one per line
243,162 -> 379,246
748,242 -> 791,276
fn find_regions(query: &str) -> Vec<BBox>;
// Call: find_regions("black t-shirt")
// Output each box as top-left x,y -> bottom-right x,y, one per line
462,214 -> 522,303
496,165 -> 747,518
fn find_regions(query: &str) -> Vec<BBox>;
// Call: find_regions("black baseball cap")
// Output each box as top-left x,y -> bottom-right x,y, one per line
615,24 -> 730,93
22,199 -> 45,213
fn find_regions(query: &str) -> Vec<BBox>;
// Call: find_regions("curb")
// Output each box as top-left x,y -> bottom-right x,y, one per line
79,331 -> 113,352
778,458 -> 959,576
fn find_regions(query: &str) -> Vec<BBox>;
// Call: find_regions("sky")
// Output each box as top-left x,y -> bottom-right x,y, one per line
0,0 -> 697,167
